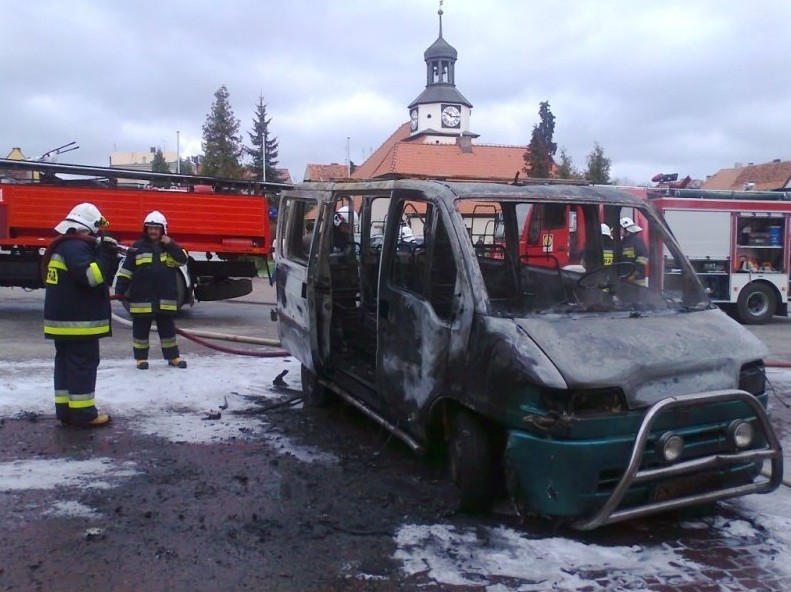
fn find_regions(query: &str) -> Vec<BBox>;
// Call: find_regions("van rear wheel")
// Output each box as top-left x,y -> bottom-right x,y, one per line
448,409 -> 497,512
737,282 -> 775,325
300,365 -> 333,408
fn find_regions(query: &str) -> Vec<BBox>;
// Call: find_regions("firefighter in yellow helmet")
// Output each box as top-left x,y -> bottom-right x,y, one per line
115,211 -> 189,369
44,202 -> 119,427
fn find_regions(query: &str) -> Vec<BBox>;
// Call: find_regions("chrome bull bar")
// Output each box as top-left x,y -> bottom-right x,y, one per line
572,389 -> 784,531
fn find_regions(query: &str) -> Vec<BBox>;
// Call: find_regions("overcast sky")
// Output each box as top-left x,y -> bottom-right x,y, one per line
2,0 -> 790,184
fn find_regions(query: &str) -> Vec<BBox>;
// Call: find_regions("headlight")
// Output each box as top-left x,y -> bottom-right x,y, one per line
658,432 -> 684,463
728,420 -> 754,450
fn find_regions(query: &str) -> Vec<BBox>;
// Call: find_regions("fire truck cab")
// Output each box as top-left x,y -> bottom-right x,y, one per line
645,188 -> 791,325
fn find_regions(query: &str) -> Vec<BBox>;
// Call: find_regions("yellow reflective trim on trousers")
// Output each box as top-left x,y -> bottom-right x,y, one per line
54,394 -> 69,404
133,340 -> 150,349
87,261 -> 104,287
129,303 -> 153,313
160,338 -> 177,348
117,268 -> 133,280
69,397 -> 96,409
160,299 -> 177,311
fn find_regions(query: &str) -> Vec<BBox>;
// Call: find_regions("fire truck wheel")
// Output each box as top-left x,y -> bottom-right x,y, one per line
300,364 -> 335,407
448,408 -> 497,512
737,282 -> 776,325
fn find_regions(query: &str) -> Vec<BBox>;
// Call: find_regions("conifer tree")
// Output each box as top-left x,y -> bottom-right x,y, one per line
246,94 -> 283,183
201,85 -> 243,178
523,101 -> 557,178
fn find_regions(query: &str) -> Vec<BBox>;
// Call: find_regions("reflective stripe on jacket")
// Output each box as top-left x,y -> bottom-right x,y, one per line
114,237 -> 188,316
44,235 -> 113,340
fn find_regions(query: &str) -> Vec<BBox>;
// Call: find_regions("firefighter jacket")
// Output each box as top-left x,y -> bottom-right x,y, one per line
43,235 -> 114,340
115,237 -> 188,315
622,232 -> 648,279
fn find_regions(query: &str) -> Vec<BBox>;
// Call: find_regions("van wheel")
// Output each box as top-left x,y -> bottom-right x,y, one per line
300,365 -> 333,407
737,283 -> 775,325
448,409 -> 496,512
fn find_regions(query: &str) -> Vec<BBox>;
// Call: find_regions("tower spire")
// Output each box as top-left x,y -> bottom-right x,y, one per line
438,0 -> 443,37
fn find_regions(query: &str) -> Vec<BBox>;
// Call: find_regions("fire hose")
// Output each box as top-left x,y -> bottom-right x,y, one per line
110,295 -> 291,358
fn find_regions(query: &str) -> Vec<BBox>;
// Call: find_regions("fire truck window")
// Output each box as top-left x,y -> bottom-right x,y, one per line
526,203 -> 566,245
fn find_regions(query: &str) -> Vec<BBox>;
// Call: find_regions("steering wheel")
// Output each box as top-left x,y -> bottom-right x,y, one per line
577,262 -> 636,289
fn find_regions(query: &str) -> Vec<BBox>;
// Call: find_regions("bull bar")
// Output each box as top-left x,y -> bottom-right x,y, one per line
572,389 -> 784,531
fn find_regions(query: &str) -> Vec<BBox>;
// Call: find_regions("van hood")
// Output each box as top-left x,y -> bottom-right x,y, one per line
513,309 -> 768,408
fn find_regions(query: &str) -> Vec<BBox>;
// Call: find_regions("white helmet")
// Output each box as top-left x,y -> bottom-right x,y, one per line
620,216 -> 642,233
144,210 -> 168,234
601,223 -> 612,237
333,206 -> 358,229
55,202 -> 107,235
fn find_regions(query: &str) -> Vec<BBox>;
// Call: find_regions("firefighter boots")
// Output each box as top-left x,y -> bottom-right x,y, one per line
137,360 -> 149,370
168,357 -> 187,369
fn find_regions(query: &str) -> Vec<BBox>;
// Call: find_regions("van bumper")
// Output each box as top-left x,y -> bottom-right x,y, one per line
505,389 -> 784,530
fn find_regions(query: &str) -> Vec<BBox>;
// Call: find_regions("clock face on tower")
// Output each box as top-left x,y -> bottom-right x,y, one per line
409,108 -> 418,131
441,104 -> 461,128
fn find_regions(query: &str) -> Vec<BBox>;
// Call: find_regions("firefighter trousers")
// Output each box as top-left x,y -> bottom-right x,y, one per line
53,339 -> 100,424
132,315 -> 180,361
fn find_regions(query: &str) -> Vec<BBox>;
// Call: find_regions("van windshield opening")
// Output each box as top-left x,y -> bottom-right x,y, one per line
460,198 -> 710,317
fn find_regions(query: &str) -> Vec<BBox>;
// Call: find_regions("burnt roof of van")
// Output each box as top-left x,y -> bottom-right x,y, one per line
291,178 -> 646,206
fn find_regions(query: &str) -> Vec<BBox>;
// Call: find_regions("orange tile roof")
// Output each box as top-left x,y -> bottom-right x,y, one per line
352,123 -> 412,180
303,163 -> 349,182
703,160 -> 791,191
353,123 -> 526,182
275,168 -> 293,185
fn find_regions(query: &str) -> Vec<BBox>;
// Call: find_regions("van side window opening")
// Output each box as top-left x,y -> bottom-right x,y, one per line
390,199 -> 430,295
281,198 -> 318,264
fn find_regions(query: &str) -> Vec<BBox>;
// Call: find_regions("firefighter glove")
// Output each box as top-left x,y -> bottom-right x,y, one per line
96,234 -> 121,254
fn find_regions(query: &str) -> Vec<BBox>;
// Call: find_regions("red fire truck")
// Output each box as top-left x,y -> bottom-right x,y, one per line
0,158 -> 289,308
643,187 -> 791,325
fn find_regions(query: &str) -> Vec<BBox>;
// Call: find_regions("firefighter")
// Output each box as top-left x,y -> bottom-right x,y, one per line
44,202 -> 119,427
601,223 -> 614,266
619,217 -> 648,285
115,211 -> 189,369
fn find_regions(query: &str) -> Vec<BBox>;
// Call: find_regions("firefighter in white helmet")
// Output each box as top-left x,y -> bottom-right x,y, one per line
115,211 -> 189,369
619,216 -> 648,285
44,202 -> 120,427
601,223 -> 614,266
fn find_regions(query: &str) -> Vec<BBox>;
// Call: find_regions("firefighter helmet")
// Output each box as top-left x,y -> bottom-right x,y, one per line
54,202 -> 108,235
620,217 -> 642,233
144,210 -> 168,234
601,223 -> 612,237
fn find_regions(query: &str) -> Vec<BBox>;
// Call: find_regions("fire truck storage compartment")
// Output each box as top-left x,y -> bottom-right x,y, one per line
662,209 -> 732,301
735,214 -> 785,273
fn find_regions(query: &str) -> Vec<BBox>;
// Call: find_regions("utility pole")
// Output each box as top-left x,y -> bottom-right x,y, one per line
262,136 -> 266,183
346,136 -> 351,177
176,131 -> 180,174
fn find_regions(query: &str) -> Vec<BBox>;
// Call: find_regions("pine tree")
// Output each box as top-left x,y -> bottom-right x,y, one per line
201,85 -> 243,178
523,101 -> 557,178
149,148 -> 170,187
245,94 -> 283,183
585,142 -> 612,184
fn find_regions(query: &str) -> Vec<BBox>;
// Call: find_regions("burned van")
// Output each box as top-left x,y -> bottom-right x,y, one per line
275,179 -> 783,530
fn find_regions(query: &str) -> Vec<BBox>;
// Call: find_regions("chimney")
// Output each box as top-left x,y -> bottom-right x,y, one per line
773,159 -> 781,163
734,162 -> 743,168
456,136 -> 473,153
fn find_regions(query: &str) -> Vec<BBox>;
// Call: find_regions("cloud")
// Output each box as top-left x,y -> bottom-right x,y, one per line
2,0 -> 791,184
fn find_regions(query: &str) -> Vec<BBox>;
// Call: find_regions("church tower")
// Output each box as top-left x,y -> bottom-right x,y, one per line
407,3 -> 478,143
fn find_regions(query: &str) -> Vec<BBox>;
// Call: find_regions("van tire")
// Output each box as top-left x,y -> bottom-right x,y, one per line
737,282 -> 775,325
301,365 -> 333,407
448,409 -> 496,512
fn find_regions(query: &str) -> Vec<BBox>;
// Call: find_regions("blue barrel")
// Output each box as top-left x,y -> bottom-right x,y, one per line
768,226 -> 783,246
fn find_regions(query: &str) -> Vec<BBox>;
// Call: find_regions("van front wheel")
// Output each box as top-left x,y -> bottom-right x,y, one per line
448,409 -> 497,512
300,365 -> 333,407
